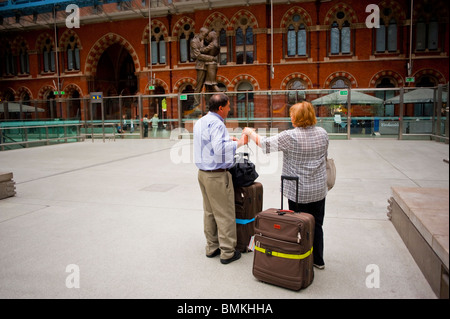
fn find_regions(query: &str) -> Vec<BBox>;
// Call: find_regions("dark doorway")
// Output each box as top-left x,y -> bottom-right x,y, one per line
94,43 -> 138,96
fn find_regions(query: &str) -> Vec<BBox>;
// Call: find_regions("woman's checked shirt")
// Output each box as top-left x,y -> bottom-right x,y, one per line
260,126 -> 329,204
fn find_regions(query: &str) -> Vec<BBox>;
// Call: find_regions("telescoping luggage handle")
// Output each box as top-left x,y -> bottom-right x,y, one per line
278,175 -> 299,215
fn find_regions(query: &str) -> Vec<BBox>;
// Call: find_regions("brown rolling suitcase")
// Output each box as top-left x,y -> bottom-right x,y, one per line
252,176 -> 315,290
234,182 -> 263,252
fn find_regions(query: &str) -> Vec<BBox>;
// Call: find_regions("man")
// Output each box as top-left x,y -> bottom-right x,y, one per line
190,27 -> 215,107
194,93 -> 247,264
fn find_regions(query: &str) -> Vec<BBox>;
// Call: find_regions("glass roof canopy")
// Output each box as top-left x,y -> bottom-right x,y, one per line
0,0 -> 134,18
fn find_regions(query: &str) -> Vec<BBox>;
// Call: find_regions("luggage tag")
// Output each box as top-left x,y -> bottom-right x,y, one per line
248,235 -> 256,252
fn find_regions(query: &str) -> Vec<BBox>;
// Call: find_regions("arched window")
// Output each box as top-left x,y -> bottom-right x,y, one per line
233,15 -> 255,65
416,15 -> 439,51
181,84 -> 195,114
235,26 -> 254,64
237,82 -> 254,119
376,6 -> 399,53
287,79 -> 306,105
19,41 -> 30,74
2,42 -> 16,76
287,18 -> 307,57
219,28 -> 228,65
66,36 -> 80,71
330,78 -> 350,89
149,26 -> 166,65
46,90 -> 56,119
414,76 -> 437,116
329,11 -> 352,55
42,38 -> 55,73
179,24 -> 194,63
415,0 -> 442,52
330,22 -> 340,54
375,77 -> 396,116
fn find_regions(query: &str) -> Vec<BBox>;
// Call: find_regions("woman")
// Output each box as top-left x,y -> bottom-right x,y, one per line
243,101 -> 329,269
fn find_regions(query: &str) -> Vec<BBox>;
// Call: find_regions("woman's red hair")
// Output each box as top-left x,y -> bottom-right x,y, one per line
289,101 -> 317,127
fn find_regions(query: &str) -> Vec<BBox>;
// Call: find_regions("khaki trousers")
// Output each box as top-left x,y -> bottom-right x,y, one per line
198,170 -> 237,259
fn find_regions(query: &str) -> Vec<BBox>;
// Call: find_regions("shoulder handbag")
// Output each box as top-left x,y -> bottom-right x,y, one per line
326,157 -> 336,190
229,152 -> 259,187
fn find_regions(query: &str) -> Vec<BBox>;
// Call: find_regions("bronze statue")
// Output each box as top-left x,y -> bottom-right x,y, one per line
190,28 -> 220,108
201,31 -> 220,93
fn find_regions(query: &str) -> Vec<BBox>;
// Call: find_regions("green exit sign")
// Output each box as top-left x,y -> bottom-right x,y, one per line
180,95 -> 188,100
53,91 -> 65,95
406,77 -> 415,83
339,90 -> 348,96
149,85 -> 155,90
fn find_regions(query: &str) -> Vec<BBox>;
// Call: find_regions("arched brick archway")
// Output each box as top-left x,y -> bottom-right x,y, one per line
84,33 -> 140,76
324,71 -> 358,88
173,77 -> 196,94
324,2 -> 358,25
413,69 -> 447,85
15,86 -> 33,101
204,12 -> 230,30
230,10 -> 259,29
59,29 -> 82,50
230,74 -> 260,91
172,16 -> 196,37
280,6 -> 313,28
37,85 -> 55,100
144,79 -> 170,94
142,19 -> 169,43
281,73 -> 314,90
63,83 -> 84,98
369,70 -> 404,88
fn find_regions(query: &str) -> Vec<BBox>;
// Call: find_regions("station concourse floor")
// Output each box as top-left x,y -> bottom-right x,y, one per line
0,137 -> 448,299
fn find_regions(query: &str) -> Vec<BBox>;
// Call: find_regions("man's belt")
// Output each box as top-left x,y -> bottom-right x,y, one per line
200,169 -> 227,173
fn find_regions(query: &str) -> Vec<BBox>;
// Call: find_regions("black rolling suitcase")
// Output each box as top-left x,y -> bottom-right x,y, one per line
252,176 -> 315,290
234,182 -> 263,252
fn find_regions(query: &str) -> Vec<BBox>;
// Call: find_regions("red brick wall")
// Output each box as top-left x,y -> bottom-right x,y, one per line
1,0 -> 448,106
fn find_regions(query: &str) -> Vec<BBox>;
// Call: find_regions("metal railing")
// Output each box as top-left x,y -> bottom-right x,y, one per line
1,85 -> 448,150
0,123 -> 83,151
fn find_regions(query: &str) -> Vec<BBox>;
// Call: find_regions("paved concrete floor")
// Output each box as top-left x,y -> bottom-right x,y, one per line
0,137 -> 448,299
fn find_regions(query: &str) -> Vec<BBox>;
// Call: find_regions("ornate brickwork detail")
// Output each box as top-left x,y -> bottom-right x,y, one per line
324,71 -> 358,88
63,83 -> 84,97
142,19 -> 169,43
369,70 -> 404,87
324,2 -> 358,25
35,33 -> 55,51
145,78 -> 170,94
15,86 -> 33,100
37,85 -> 55,100
204,12 -> 230,31
84,33 -> 140,76
173,77 -> 196,93
172,16 -> 196,37
413,68 -> 446,84
280,6 -> 313,28
230,74 -> 260,91
281,73 -> 313,89
59,29 -> 82,50
229,10 -> 258,30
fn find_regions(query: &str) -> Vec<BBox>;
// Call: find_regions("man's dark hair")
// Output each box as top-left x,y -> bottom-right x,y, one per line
208,93 -> 229,112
